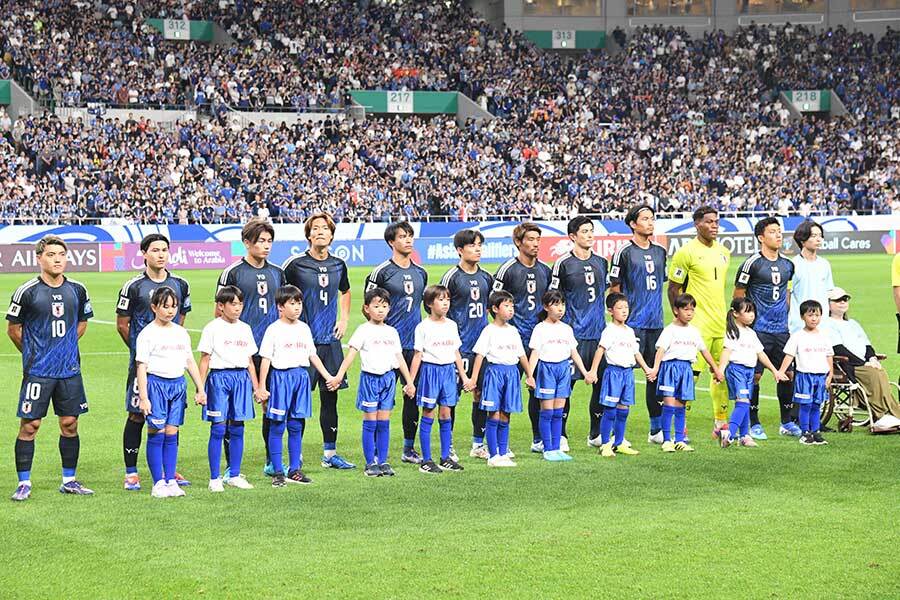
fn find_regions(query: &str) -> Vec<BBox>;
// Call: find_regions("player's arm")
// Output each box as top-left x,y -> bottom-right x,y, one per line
519,354 -> 535,389
408,350 -> 423,382
77,320 -> 88,339
7,322 -> 22,352
258,357 -> 272,400
136,361 -> 151,416
116,315 -> 131,345
335,289 -> 351,339
667,250 -> 688,308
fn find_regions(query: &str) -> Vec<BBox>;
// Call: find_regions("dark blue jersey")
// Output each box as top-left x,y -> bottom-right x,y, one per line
493,258 -> 552,347
608,241 -> 667,330
218,258 -> 285,347
282,251 -> 351,345
735,253 -> 795,334
365,259 -> 428,350
440,265 -> 493,355
549,251 -> 608,340
116,270 -> 191,362
6,277 -> 93,378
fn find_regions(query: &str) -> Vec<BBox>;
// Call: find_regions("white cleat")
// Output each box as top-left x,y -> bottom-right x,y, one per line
151,481 -> 171,498
587,436 -> 603,448
208,478 -> 225,492
469,444 -> 490,460
559,436 -> 570,452
530,440 -> 544,453
226,474 -> 254,490
647,431 -> 664,445
167,481 -> 186,497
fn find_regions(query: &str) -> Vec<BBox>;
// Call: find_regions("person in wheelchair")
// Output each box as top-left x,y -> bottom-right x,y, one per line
825,288 -> 900,432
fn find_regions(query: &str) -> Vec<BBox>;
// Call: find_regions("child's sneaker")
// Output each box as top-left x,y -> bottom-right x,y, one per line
448,446 -> 459,462
738,435 -> 758,447
615,444 -> 640,456
720,429 -> 732,448
799,432 -> 816,445
151,481 -> 171,498
469,444 -> 489,459
226,474 -> 254,489
559,437 -> 570,452
174,472 -> 191,487
124,474 -> 141,491
286,469 -> 312,485
364,463 -> 382,477
419,460 -> 443,474
661,441 -> 676,452
439,457 -> 464,471
812,432 -> 828,445
599,442 -> 615,458
378,463 -> 396,476
272,474 -> 286,487
556,452 -> 573,461
497,454 -> 517,467
208,478 -> 225,492
543,450 -> 563,462
530,440 -> 544,453
647,431 -> 664,444
167,481 -> 186,497
400,448 -> 422,465
674,441 -> 694,452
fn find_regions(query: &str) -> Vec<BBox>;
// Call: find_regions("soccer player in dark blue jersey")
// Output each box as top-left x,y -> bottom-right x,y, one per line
549,216 -> 608,451
8,236 -> 94,501
116,234 -> 192,491
217,218 -> 285,477
493,223 -> 552,453
439,229 -> 493,459
734,217 -> 798,438
282,213 -> 356,470
365,221 -> 428,464
609,205 -> 668,444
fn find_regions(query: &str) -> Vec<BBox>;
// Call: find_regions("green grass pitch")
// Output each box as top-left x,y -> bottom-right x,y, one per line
1,254 -> 898,598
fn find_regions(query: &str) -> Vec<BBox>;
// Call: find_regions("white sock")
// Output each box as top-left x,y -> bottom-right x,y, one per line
19,480 -> 32,487
324,449 -> 336,459
62,476 -> 75,484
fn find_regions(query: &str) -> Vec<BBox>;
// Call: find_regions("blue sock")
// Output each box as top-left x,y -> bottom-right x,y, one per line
163,433 -> 178,483
125,466 -> 138,476
404,437 -> 414,450
674,406 -> 686,443
485,418 -> 500,457
362,420 -> 377,465
146,432 -> 164,484
649,415 -> 662,434
208,423 -> 225,479
661,405 -> 675,442
419,416 -> 434,462
741,409 -> 751,437
228,423 -> 245,476
599,407 -> 616,444
799,403 -> 812,432
551,407 -> 563,452
729,402 -> 749,437
810,404 -> 821,433
268,420 -> 286,474
376,420 -> 390,463
62,467 -> 76,479
614,408 -> 629,447
323,441 -> 336,452
539,409 -> 553,450
498,419 -> 510,456
287,419 -> 303,472
473,436 -> 484,445
18,471 -> 31,483
438,418 -> 452,460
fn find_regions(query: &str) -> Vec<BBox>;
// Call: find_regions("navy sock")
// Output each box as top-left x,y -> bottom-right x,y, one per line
163,433 -> 178,482
15,438 -> 34,482
208,422 -> 226,479
123,417 -> 143,474
362,420 -> 377,465
810,404 -> 822,433
498,419 -> 510,456
439,418 -> 452,460
539,409 -> 553,450
614,407 -> 629,447
799,403 -> 813,432
551,407 -> 563,451
268,420 -> 286,474
661,405 -> 675,442
146,432 -> 164,484
485,418 -> 500,457
472,402 -> 486,445
287,419 -> 303,472
59,435 -> 79,479
729,402 -> 749,437
674,406 -> 686,443
262,417 -> 271,463
649,415 -> 662,435
376,420 -> 390,463
227,423 -> 245,476
419,416 -> 434,462
599,407 -> 616,444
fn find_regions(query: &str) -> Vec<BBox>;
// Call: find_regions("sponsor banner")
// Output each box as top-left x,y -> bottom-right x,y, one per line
0,243 -> 100,273
268,240 -> 395,268
99,242 -> 233,272
539,236 -> 668,262
664,231 -> 893,257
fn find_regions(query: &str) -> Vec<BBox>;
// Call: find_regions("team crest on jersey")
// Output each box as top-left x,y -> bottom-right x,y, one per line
585,272 -> 595,285
470,287 -> 480,301
404,280 -> 414,295
319,274 -> 329,288
52,302 -> 65,317
645,259 -> 655,274
526,280 -> 536,294
21,401 -> 32,415
257,281 -> 268,296
771,271 -> 781,285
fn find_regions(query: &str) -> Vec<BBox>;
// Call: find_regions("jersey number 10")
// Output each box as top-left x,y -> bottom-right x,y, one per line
51,319 -> 66,338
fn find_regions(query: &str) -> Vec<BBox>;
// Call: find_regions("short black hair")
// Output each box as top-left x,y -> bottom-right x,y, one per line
567,215 -> 593,237
692,206 -> 718,222
673,293 -> 696,309
488,290 -> 514,319
624,204 -> 654,229
799,299 -> 823,316
140,233 -> 170,253
606,292 -> 628,310
423,284 -> 450,314
363,287 -> 391,317
453,228 -> 485,249
384,221 -> 414,245
275,285 -> 303,307
536,289 -> 565,322
754,216 -> 780,239
150,286 -> 178,308
215,285 -> 244,305
793,219 -> 824,249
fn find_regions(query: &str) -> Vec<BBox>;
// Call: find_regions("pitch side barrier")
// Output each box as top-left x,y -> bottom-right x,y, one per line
1,215 -> 898,273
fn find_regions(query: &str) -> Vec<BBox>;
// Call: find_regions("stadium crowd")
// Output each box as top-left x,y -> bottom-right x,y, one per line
0,0 -> 897,223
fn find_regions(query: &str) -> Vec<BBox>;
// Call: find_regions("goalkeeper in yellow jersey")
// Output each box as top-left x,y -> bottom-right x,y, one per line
667,207 -> 732,438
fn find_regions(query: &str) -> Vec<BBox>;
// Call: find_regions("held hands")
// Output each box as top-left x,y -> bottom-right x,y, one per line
711,367 -> 725,384
461,377 -> 475,392
772,369 -> 789,383
139,398 -> 151,416
525,375 -> 536,390
402,383 -> 416,397
254,388 -> 270,404
326,376 -> 342,391
194,391 -> 207,406
584,370 -> 598,385
644,367 -> 657,382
